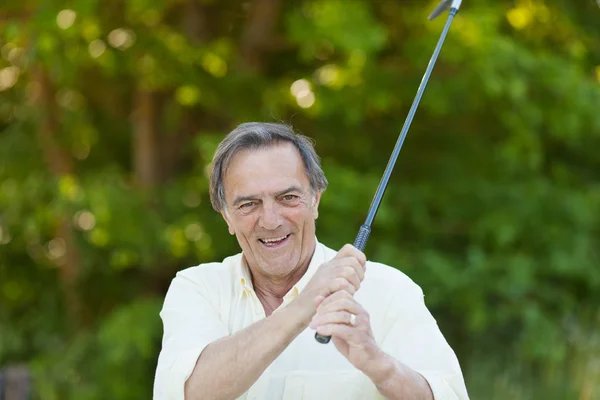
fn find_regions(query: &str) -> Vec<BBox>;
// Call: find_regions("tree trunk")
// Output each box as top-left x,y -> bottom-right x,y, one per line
240,0 -> 282,72
132,89 -> 161,188
35,67 -> 83,327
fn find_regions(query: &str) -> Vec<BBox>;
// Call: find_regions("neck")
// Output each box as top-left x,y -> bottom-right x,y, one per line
250,256 -> 309,299
245,240 -> 317,314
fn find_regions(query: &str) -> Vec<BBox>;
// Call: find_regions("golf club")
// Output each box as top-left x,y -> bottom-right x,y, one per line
315,0 -> 464,345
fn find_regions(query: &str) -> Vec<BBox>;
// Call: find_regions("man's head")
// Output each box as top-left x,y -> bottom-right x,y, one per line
209,122 -> 328,279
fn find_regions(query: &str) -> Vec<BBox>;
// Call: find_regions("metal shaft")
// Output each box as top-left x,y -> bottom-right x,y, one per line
315,6 -> 460,345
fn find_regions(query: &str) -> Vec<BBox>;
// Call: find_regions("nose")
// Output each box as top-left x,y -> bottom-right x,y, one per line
259,201 -> 282,230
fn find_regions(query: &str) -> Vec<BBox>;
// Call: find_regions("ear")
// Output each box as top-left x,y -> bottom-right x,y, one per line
311,191 -> 322,220
221,210 -> 235,235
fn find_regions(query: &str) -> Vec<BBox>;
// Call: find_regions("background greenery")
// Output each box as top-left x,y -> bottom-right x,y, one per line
1,0 -> 599,398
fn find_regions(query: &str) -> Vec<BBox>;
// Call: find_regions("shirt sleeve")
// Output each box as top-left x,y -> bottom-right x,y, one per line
379,281 -> 470,400
153,270 -> 229,400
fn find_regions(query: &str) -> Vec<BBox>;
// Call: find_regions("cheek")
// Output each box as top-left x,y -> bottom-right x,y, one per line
232,215 -> 258,236
286,206 -> 315,226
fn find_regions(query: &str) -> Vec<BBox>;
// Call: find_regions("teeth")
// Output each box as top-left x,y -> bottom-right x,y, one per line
262,235 -> 287,243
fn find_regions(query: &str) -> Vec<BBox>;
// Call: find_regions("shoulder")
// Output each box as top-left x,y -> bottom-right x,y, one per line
363,260 -> 424,296
170,253 -> 243,293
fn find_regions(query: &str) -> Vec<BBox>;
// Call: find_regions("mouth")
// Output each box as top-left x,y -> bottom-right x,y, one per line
258,234 -> 291,249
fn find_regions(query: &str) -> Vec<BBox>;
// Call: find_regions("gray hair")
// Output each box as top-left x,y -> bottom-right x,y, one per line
209,122 -> 328,212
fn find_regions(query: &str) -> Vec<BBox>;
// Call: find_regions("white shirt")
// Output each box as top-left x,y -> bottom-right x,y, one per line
153,239 -> 470,400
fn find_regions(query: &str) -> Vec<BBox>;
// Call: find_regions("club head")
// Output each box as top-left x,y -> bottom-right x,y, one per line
428,0 -> 463,20
428,0 -> 451,20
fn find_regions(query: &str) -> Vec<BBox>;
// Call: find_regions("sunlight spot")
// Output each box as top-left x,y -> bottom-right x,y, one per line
290,79 -> 311,97
47,238 -> 66,259
108,28 -> 136,50
88,39 -> 106,58
296,91 -> 315,109
185,223 -> 204,242
175,85 -> 201,107
507,7 -> 532,30
202,52 -> 227,77
316,64 -> 340,87
57,9 -> 77,30
74,211 -> 96,231
0,66 -> 19,91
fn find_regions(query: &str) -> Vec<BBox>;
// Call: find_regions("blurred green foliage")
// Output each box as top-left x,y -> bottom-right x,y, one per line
1,0 -> 600,398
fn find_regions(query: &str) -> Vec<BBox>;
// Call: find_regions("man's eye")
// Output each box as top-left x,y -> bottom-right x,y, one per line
282,195 -> 298,201
239,202 -> 255,210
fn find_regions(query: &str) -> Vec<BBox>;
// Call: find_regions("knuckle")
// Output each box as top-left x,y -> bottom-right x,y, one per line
343,265 -> 356,278
343,243 -> 355,251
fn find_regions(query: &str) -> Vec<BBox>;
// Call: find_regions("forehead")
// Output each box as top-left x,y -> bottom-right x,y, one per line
223,143 -> 310,198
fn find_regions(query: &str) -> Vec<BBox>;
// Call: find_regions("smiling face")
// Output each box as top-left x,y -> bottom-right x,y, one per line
221,142 -> 321,282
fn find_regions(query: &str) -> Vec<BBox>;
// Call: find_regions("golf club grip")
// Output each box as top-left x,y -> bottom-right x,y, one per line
352,224 -> 371,252
314,224 -> 372,344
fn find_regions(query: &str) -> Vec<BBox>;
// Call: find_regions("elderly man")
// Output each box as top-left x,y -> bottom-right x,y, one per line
153,122 -> 470,400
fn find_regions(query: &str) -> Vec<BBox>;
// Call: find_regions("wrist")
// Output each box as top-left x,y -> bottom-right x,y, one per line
362,350 -> 397,388
287,294 -> 316,328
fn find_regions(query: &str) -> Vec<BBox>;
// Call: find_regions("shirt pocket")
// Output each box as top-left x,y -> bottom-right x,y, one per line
282,370 -> 375,400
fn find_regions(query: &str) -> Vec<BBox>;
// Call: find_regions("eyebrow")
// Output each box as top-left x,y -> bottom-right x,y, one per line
232,186 -> 304,207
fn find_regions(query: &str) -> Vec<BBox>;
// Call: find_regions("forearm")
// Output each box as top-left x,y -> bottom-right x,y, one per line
184,301 -> 310,400
366,352 -> 434,400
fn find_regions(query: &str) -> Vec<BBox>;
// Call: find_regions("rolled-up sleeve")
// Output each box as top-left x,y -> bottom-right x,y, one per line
153,270 -> 229,400
380,282 -> 470,400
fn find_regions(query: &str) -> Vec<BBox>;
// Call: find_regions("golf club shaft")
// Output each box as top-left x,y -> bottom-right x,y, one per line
315,6 -> 460,345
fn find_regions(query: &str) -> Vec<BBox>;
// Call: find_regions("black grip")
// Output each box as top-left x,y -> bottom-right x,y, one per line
314,333 -> 331,344
353,224 -> 371,252
314,224 -> 371,344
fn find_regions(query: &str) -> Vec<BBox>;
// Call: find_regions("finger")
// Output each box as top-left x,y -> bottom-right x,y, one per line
326,277 -> 357,297
310,310 -> 355,329
345,257 -> 365,282
342,265 -> 361,289
318,289 -> 353,309
315,322 -> 355,339
333,244 -> 356,260
330,257 -> 364,283
334,244 -> 367,267
317,297 -> 361,316
316,290 -> 355,312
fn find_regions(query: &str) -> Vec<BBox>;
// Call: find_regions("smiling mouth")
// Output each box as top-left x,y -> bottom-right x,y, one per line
258,234 -> 291,248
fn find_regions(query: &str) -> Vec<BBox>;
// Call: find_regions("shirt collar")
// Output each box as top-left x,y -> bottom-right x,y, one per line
237,236 -> 326,299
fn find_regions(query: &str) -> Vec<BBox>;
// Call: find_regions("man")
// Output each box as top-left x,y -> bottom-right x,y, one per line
153,122 -> 470,400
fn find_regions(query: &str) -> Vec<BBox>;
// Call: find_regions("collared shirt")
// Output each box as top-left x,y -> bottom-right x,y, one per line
153,239 -> 470,400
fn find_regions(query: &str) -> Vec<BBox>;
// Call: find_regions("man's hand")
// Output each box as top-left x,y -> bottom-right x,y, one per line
294,244 -> 366,323
309,290 -> 383,374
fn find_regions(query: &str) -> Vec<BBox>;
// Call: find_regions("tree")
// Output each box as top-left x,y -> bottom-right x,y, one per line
1,0 -> 599,398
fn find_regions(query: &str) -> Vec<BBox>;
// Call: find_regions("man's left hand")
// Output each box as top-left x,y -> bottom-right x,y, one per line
309,290 -> 384,374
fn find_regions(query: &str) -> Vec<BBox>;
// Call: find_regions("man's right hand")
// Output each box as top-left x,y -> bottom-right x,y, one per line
294,244 -> 367,325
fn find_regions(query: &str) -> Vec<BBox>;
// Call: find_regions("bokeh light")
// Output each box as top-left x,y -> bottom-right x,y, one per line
107,28 -> 136,50
0,66 -> 19,91
47,238 -> 67,260
56,9 -> 77,30
88,39 -> 106,58
74,211 -> 96,231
